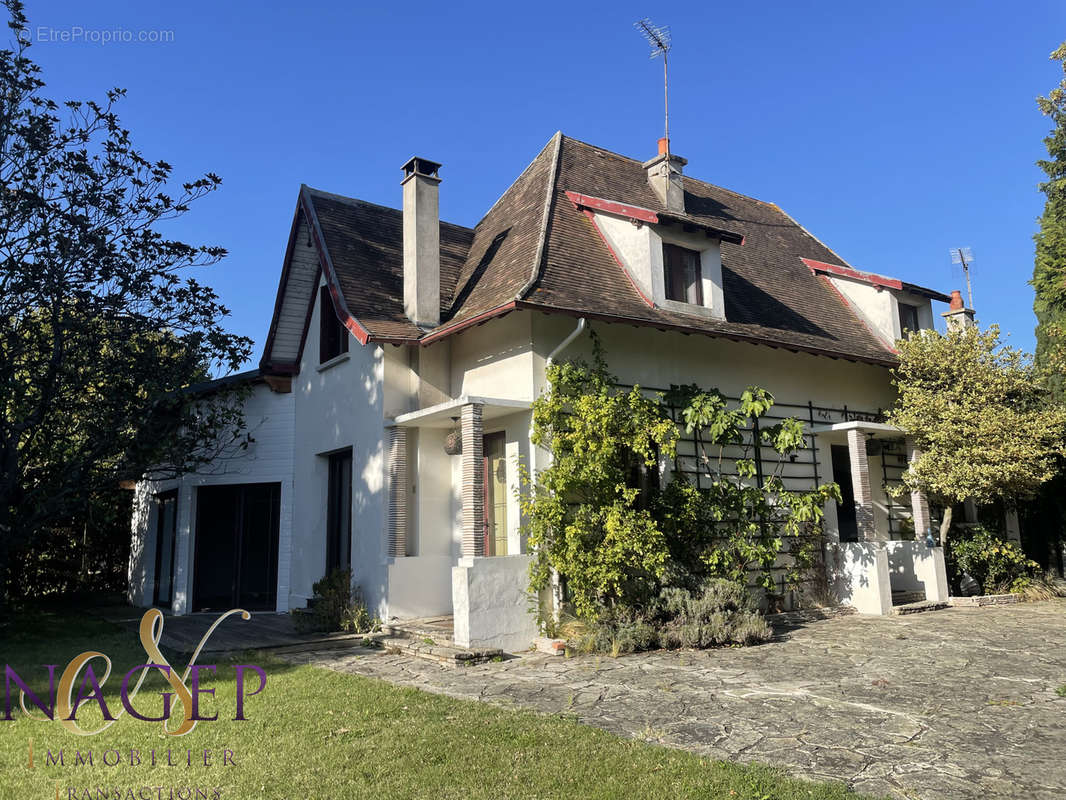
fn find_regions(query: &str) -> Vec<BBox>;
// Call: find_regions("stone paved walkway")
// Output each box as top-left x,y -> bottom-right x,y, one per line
278,601 -> 1066,800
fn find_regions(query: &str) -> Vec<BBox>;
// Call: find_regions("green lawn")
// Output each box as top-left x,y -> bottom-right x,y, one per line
0,606 -> 879,799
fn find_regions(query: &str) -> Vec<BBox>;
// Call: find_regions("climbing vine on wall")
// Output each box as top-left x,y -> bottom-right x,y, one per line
523,336 -> 840,622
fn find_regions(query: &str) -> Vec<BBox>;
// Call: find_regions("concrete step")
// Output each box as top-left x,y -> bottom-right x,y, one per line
891,590 -> 927,606
892,600 -> 949,616
376,635 -> 503,666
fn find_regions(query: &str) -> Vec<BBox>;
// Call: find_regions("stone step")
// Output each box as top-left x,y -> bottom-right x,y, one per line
381,622 -> 459,649
892,600 -> 949,616
375,635 -> 503,666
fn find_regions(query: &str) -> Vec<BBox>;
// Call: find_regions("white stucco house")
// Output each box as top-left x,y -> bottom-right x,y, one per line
128,133 -> 974,649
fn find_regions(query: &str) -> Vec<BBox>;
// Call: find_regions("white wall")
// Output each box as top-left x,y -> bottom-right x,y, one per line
826,276 -> 936,348
450,312 -> 535,400
884,541 -> 948,602
825,542 -> 892,615
533,316 -> 897,410
593,212 -> 725,320
452,555 -> 537,651
128,382 -> 295,613
292,276 -> 388,615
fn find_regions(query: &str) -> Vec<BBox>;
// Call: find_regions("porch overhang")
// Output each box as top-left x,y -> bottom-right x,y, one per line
387,395 -> 532,429
810,420 -> 904,442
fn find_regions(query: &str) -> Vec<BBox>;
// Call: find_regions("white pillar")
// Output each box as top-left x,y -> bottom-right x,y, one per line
905,437 -> 931,539
846,428 -> 876,542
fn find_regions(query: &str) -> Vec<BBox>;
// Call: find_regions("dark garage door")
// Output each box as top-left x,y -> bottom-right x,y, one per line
193,483 -> 280,612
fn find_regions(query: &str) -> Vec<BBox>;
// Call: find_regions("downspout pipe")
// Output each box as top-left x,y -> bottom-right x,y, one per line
546,317 -> 587,368
543,316 -> 586,626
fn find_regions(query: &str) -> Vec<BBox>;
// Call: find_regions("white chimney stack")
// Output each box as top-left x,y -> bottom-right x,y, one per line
643,137 -> 686,213
401,156 -> 442,328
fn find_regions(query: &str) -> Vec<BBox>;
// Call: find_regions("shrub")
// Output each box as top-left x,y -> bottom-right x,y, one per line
568,579 -> 772,655
295,568 -> 381,633
951,525 -> 1041,594
658,580 -> 772,649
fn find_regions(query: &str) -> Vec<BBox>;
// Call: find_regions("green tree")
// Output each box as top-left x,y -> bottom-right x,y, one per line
0,2 -> 251,605
888,325 -> 1066,545
1033,42 -> 1066,398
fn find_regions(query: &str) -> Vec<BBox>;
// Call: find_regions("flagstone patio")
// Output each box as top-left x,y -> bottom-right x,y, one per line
278,600 -> 1066,800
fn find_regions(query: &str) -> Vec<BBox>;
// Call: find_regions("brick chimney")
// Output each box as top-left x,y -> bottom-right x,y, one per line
401,156 -> 442,328
941,289 -> 975,331
643,137 -> 686,212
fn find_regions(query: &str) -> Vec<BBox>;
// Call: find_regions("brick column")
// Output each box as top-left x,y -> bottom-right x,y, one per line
460,403 -> 485,558
387,427 -> 408,558
905,437 -> 931,539
846,428 -> 876,541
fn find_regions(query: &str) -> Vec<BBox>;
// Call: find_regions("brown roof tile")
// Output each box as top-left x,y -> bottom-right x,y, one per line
285,134 -> 931,365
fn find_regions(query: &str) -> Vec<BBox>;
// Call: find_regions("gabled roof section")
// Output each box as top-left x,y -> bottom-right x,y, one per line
260,186 -> 475,371
514,135 -> 900,364
443,133 -> 562,327
261,133 -> 948,368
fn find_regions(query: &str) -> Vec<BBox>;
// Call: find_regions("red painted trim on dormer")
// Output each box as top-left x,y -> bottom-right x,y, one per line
816,274 -> 898,356
578,208 -> 656,309
802,257 -> 903,291
299,188 -> 372,347
565,190 -> 659,224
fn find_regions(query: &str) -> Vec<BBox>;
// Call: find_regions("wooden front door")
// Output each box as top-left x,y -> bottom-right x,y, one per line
483,432 -> 508,556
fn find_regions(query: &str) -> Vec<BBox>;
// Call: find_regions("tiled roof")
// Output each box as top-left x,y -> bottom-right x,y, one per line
282,134 -> 937,365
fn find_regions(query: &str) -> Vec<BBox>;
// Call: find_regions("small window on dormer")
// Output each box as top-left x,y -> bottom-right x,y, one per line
898,302 -> 920,336
663,243 -> 703,305
319,284 -> 348,363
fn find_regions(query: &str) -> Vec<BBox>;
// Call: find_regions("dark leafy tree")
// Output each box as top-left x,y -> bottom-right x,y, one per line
1034,42 -> 1066,398
1029,42 -> 1066,574
0,1 -> 252,605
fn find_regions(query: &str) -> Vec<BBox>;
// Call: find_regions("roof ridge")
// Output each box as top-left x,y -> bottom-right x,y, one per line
515,131 -> 563,300
470,134 -> 559,230
557,134 -> 777,209
302,184 -> 474,233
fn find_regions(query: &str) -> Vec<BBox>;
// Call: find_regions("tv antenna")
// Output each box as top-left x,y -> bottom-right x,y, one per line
949,247 -> 975,309
635,18 -> 672,145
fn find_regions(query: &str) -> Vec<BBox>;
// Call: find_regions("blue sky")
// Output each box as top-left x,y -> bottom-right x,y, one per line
26,0 -> 1066,364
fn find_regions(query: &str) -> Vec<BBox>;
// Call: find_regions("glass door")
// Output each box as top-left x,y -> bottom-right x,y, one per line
153,491 -> 178,607
483,433 -> 508,556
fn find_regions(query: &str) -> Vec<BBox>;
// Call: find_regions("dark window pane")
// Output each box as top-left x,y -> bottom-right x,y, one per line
319,285 -> 349,363
898,303 -> 920,335
327,450 -> 353,572
663,244 -> 703,305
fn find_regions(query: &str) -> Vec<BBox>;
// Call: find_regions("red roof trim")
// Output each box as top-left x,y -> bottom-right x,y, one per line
300,188 -> 372,347
565,190 -> 659,224
802,258 -> 903,291
579,208 -> 656,308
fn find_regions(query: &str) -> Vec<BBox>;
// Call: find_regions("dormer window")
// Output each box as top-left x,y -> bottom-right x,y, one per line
663,243 -> 703,305
319,285 -> 348,363
898,302 -> 920,336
